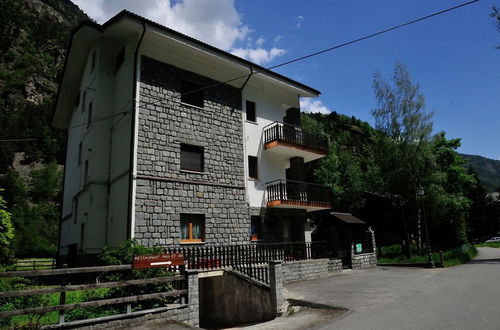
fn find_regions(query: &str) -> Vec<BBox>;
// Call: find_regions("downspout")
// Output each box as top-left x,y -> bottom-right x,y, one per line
126,23 -> 147,240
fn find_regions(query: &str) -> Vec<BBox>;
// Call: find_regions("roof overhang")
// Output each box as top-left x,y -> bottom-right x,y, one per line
330,212 -> 367,225
53,10 -> 321,129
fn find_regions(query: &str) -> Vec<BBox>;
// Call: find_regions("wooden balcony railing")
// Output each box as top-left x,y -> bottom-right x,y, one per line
263,121 -> 328,154
266,179 -> 332,209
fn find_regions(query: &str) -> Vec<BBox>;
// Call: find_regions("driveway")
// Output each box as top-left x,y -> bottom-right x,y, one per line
285,247 -> 500,330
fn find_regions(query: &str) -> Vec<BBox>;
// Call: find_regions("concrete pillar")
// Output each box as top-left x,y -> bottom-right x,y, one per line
269,260 -> 284,315
368,226 -> 377,255
186,270 -> 199,327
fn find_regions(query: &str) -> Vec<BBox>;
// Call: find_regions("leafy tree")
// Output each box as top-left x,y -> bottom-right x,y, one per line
0,190 -> 14,264
371,62 -> 436,256
492,6 -> 500,48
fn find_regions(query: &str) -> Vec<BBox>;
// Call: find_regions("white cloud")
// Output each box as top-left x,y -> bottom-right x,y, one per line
300,98 -> 331,114
231,47 -> 286,65
295,15 -> 304,28
72,0 -> 285,65
274,34 -> 284,43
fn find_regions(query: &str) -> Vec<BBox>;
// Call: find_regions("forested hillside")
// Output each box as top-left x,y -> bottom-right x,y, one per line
460,153 -> 500,192
0,0 -> 88,172
0,0 -> 88,261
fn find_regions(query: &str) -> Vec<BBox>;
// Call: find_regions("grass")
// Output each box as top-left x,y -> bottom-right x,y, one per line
377,244 -> 477,267
474,242 -> 500,248
1,279 -> 113,329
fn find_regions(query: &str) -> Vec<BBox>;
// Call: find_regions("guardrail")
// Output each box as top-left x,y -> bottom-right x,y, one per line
266,179 -> 332,207
263,121 -> 329,153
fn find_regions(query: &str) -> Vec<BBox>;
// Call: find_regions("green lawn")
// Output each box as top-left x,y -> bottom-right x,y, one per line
475,242 -> 500,248
377,244 -> 477,267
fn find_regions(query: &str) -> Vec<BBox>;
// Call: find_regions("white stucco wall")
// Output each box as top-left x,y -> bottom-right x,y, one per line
242,85 -> 300,208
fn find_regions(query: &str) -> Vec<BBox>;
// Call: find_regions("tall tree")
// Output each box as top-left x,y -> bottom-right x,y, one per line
372,62 -> 435,256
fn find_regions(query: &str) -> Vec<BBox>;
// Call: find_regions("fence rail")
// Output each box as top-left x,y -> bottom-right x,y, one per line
15,259 -> 56,271
164,241 -> 331,285
0,264 -> 187,325
263,121 -> 329,153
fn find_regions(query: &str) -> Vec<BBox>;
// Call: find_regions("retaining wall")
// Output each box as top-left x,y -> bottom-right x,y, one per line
281,258 -> 342,283
352,253 -> 377,269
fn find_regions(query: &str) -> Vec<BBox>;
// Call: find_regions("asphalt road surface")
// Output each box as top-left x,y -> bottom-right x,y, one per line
285,247 -> 500,330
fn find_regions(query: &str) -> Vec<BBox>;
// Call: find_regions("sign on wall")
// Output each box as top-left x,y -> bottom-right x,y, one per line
133,253 -> 184,269
355,243 -> 363,253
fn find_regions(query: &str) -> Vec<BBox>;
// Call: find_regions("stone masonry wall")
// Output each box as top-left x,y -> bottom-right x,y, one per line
134,56 -> 249,246
352,253 -> 377,269
281,258 -> 342,283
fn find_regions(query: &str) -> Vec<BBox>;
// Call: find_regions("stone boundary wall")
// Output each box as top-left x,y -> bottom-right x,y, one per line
352,253 -> 377,270
281,258 -> 342,283
72,305 -> 191,330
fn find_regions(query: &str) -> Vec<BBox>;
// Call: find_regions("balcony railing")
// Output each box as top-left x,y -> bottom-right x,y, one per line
263,121 -> 328,154
266,179 -> 332,210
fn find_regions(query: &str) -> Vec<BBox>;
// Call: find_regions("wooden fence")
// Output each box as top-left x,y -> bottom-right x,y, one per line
0,264 -> 187,327
15,259 -> 56,271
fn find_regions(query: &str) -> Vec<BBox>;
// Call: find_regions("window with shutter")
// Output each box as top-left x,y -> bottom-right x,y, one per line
181,144 -> 204,172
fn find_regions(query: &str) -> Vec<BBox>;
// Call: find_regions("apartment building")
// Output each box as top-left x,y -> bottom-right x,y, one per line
53,11 -> 332,261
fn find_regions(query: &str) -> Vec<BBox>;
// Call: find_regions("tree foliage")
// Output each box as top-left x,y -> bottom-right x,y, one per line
0,190 -> 14,264
0,163 -> 62,259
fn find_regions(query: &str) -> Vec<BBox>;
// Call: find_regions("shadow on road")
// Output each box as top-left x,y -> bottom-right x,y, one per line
466,258 -> 500,265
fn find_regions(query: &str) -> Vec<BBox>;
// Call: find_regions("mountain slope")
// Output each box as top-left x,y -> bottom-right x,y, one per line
0,0 -> 89,172
460,154 -> 500,192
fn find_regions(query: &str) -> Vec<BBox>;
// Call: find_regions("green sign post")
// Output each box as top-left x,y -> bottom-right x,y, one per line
355,243 -> 362,253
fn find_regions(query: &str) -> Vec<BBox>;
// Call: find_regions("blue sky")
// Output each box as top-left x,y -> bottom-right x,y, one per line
74,0 -> 500,159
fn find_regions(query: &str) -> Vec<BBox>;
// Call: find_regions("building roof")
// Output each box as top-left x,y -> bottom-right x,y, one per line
53,10 -> 321,129
330,212 -> 367,225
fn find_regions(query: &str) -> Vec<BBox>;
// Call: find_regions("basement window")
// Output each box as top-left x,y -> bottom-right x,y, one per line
181,80 -> 204,108
181,214 -> 205,243
181,144 -> 204,172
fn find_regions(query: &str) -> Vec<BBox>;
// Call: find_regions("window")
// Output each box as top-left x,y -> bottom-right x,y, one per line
248,156 -> 258,179
79,223 -> 85,252
78,142 -> 82,166
91,50 -> 96,72
115,47 -> 125,73
87,102 -> 93,128
74,91 -> 80,111
84,160 -> 89,185
181,144 -> 204,172
181,214 -> 205,243
181,80 -> 203,108
73,198 -> 78,224
246,100 -> 256,122
250,216 -> 262,241
81,91 -> 86,114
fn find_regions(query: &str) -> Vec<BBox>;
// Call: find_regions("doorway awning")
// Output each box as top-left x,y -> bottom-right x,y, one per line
330,212 -> 367,225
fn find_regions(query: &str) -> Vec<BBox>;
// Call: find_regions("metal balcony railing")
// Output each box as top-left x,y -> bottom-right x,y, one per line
266,179 -> 332,208
263,122 -> 329,154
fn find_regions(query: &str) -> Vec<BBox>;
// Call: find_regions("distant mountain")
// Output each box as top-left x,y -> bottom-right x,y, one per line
460,154 -> 500,192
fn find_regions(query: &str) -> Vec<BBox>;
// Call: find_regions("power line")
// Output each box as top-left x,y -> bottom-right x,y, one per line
143,0 -> 479,108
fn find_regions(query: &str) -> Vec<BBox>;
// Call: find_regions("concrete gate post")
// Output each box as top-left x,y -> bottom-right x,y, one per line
269,260 -> 284,315
186,269 -> 200,327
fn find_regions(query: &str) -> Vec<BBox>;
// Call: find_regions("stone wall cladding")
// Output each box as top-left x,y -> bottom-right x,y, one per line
70,305 -> 189,330
134,56 -> 249,246
352,253 -> 377,270
281,258 -> 342,283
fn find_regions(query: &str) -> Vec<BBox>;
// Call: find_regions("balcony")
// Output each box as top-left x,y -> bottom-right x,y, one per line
266,180 -> 332,212
263,122 -> 328,162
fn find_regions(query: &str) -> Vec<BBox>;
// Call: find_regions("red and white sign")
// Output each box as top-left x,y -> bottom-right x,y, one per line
133,253 -> 184,269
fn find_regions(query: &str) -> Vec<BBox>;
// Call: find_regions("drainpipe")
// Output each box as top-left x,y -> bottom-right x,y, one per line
126,22 -> 147,241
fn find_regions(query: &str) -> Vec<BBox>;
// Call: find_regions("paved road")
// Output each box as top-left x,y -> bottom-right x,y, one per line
285,247 -> 500,330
